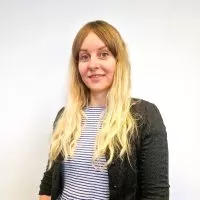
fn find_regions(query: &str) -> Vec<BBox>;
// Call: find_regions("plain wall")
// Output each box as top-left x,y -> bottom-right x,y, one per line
0,0 -> 199,199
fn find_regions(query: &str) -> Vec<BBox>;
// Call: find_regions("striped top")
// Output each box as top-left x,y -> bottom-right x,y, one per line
57,106 -> 109,200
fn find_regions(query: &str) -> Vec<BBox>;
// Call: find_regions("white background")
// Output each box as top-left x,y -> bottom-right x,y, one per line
0,0 -> 199,199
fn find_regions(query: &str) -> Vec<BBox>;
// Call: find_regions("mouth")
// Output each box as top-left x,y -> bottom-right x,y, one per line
88,74 -> 105,78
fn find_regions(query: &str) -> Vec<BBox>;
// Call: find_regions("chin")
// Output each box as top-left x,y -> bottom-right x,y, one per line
89,88 -> 109,94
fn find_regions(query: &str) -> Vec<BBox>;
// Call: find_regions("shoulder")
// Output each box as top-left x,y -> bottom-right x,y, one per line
131,97 -> 160,112
55,107 -> 65,119
131,98 -> 164,119
131,98 -> 166,136
131,98 -> 159,116
53,107 -> 65,128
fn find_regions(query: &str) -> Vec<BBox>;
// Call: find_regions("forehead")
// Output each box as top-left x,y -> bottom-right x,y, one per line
80,32 -> 107,51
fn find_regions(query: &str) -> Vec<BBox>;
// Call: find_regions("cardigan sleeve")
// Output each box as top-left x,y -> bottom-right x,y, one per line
39,162 -> 55,196
39,107 -> 65,196
137,102 -> 169,200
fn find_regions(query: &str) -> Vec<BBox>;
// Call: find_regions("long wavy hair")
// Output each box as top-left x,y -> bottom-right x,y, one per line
49,20 -> 138,168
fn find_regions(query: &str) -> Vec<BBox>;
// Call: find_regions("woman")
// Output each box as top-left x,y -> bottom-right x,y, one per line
39,20 -> 169,200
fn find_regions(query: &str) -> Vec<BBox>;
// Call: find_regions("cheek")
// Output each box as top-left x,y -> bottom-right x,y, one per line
78,65 -> 87,78
106,70 -> 114,79
78,66 -> 90,87
106,63 -> 116,78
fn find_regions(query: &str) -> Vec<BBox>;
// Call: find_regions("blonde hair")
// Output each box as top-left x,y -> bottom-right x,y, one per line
49,20 -> 138,168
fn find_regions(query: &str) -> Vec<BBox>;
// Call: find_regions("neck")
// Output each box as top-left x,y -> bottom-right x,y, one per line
89,92 -> 107,107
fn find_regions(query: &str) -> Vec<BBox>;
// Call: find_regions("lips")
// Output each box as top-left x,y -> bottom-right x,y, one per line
88,74 -> 105,78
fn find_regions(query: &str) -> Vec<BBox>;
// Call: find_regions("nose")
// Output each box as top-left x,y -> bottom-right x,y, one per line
88,56 -> 100,70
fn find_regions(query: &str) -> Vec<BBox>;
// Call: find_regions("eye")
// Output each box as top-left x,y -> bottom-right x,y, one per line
99,51 -> 110,59
79,54 -> 89,62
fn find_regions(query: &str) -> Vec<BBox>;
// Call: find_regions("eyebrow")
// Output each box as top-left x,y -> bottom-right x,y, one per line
79,45 -> 108,52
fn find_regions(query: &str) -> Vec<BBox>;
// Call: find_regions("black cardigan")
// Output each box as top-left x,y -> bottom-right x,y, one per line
39,99 -> 169,200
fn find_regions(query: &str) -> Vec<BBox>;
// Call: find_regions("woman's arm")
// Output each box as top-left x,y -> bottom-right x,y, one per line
38,161 -> 54,198
138,102 -> 169,199
38,107 -> 65,199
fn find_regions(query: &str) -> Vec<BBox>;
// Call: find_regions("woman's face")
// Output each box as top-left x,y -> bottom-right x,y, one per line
78,32 -> 116,95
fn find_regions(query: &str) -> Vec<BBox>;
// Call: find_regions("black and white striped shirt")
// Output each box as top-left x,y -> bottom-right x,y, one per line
58,106 -> 109,200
